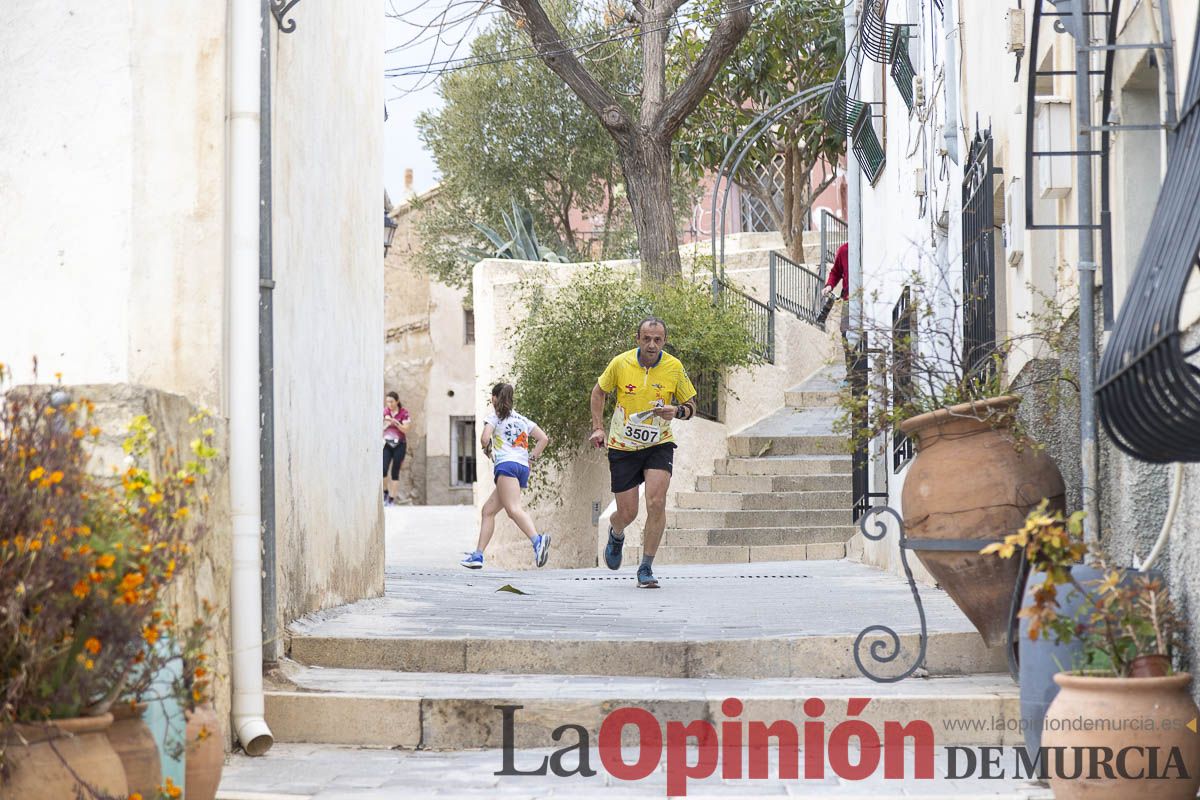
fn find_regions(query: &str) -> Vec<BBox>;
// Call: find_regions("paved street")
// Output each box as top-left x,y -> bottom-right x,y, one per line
217,743 -> 1053,799
386,503 -> 478,570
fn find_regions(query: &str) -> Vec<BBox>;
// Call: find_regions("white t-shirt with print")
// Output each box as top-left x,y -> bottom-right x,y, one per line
485,410 -> 537,467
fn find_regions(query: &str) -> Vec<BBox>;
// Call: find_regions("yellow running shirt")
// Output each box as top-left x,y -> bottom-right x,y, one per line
597,348 -> 698,451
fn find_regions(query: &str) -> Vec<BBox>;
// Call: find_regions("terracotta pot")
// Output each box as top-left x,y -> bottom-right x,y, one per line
1,713 -> 128,800
185,703 -> 224,800
898,395 -> 1065,647
1130,654 -> 1172,678
1043,672 -> 1200,798
108,702 -> 162,799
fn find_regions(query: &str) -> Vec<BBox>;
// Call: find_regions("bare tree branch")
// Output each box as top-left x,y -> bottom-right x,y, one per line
501,0 -> 633,136
655,0 -> 752,136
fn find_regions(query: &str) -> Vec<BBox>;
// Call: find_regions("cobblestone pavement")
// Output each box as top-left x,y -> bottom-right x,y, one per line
217,743 -> 1054,799
291,559 -> 972,641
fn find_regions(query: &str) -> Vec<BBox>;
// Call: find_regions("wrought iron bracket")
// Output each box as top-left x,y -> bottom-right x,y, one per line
853,505 -> 1024,683
270,0 -> 303,34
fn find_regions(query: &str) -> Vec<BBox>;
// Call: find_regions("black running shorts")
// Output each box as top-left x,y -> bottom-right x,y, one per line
608,442 -> 675,494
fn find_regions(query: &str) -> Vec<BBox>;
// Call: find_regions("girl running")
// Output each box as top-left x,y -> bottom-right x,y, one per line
461,382 -> 551,569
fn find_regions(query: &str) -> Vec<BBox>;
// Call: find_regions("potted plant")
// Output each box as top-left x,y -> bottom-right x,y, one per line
0,366 -> 217,800
985,503 -> 1200,798
834,276 -> 1072,647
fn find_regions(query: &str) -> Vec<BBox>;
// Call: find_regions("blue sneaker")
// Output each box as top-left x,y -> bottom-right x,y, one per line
460,550 -> 483,569
636,564 -> 659,589
604,526 -> 624,570
533,534 -> 552,568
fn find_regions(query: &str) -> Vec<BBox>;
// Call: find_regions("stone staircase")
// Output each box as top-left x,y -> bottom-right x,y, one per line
264,560 -> 1018,752
659,366 -> 855,565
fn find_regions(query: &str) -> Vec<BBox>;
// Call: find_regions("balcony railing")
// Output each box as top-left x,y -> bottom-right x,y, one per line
962,129 -> 998,378
890,26 -> 916,112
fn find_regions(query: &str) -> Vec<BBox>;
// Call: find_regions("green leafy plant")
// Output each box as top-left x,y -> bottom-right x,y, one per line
462,201 -> 569,264
506,268 -> 760,487
983,500 -> 1183,676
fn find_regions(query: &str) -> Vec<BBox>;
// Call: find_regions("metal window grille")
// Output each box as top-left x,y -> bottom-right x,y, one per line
770,250 -> 825,326
890,26 -> 916,112
692,370 -> 720,421
851,103 -> 886,184
962,130 -> 998,378
463,308 -> 475,345
716,278 -> 775,363
891,287 -> 915,472
451,417 -> 477,486
739,156 -> 786,233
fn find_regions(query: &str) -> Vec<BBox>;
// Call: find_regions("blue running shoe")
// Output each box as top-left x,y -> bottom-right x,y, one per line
636,564 -> 659,589
460,550 -> 483,569
604,526 -> 624,570
533,533 -> 552,568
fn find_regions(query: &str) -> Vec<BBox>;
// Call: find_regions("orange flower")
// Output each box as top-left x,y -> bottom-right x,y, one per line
48,470 -> 63,485
27,539 -> 42,552
88,571 -> 102,583
84,659 -> 94,670
129,794 -> 143,800
72,580 -> 89,598
172,507 -> 190,520
147,492 -> 163,505
162,778 -> 182,799
120,573 -> 144,591
28,466 -> 45,482
72,428 -> 85,440
78,524 -> 91,536
84,637 -> 101,654
89,426 -> 101,437
96,553 -> 115,568
142,626 -> 159,645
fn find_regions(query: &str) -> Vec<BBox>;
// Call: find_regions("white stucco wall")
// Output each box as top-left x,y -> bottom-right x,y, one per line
270,1 -> 385,621
0,2 -> 227,402
2,0 -> 386,627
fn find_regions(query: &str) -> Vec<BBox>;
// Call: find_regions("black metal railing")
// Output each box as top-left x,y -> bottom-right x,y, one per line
962,129 -> 998,378
820,210 -> 848,277
850,337 -> 884,521
891,287 -> 915,472
716,278 -> 775,363
770,250 -> 825,326
692,370 -> 721,422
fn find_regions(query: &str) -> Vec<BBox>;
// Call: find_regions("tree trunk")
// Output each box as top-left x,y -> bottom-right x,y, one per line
620,134 -> 681,281
787,145 -> 807,264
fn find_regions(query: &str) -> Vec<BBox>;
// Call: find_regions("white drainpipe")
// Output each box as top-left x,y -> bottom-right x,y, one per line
228,0 -> 274,756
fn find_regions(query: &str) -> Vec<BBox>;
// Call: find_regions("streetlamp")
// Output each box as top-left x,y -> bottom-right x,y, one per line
384,212 -> 397,257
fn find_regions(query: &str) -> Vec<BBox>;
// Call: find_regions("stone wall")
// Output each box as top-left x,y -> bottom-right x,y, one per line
70,384 -> 235,746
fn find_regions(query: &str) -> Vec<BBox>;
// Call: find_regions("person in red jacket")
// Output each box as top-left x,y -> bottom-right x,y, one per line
815,242 -> 849,332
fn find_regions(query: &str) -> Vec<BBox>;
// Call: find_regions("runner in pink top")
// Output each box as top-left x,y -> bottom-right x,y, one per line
383,391 -> 410,505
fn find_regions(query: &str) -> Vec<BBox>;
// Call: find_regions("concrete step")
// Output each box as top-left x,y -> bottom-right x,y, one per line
676,489 -> 852,511
663,526 -> 856,547
714,455 -> 852,476
727,433 -> 845,457
668,508 -> 850,529
265,668 -> 1021,749
785,366 -> 846,409
697,473 -> 852,492
655,542 -> 847,564
288,631 -> 1006,682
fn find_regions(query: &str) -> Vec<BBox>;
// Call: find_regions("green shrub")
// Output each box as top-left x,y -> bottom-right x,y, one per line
507,268 -> 760,479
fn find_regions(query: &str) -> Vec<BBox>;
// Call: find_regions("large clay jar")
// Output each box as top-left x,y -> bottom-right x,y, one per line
185,703 -> 225,800
1,714 -> 128,800
108,702 -> 162,799
898,395 -> 1064,647
1042,672 -> 1200,799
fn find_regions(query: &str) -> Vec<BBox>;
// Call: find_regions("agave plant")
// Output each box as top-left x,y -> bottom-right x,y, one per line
462,201 -> 568,263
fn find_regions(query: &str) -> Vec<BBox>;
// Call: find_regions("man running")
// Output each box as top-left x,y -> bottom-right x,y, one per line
589,317 -> 697,588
